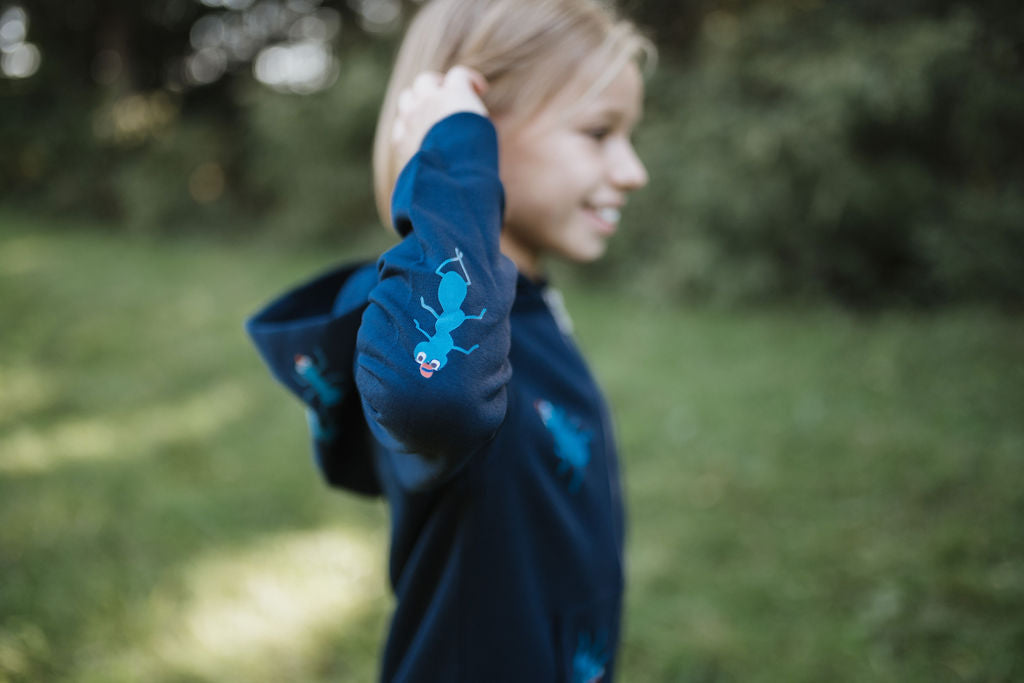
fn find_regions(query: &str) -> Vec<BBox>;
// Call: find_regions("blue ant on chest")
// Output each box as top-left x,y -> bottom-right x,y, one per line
535,399 -> 593,493
413,249 -> 486,378
571,631 -> 608,683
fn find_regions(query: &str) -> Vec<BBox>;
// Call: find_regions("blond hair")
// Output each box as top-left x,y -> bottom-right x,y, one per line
372,0 -> 655,228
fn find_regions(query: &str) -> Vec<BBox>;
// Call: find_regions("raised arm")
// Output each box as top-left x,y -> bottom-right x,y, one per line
355,108 -> 517,488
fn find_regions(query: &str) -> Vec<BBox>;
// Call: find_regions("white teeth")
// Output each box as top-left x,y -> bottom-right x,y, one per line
597,207 -> 620,224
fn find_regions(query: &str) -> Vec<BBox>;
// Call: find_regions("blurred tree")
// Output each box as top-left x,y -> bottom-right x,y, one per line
2,0 -> 1022,305
3,0 -> 406,230
613,1 -> 1024,306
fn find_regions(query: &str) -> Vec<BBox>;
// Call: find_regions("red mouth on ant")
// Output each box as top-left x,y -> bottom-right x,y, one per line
419,364 -> 435,378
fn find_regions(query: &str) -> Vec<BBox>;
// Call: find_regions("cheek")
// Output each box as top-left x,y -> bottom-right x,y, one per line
506,156 -> 582,206
503,167 -> 554,220
507,181 -> 577,232
499,136 -> 594,226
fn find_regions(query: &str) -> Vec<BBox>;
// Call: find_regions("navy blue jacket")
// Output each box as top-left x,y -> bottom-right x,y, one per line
247,113 -> 626,682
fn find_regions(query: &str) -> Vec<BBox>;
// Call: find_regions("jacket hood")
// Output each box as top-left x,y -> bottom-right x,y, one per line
246,261 -> 381,495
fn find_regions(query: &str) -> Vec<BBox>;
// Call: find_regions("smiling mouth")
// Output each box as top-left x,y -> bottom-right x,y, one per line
596,207 -> 620,224
585,206 -> 621,235
419,364 -> 435,378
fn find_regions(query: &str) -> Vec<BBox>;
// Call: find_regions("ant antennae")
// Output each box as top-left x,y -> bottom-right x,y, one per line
454,249 -> 472,286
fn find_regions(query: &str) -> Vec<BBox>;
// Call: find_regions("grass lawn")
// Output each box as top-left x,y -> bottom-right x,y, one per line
2,218 -> 1022,682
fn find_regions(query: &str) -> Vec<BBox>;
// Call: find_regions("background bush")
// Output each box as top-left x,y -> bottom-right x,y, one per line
2,0 -> 1022,306
615,5 -> 1024,306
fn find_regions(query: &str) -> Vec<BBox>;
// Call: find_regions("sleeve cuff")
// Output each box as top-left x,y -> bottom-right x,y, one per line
418,111 -> 499,171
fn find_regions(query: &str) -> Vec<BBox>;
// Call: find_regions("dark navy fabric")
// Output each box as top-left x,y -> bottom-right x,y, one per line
246,112 -> 626,683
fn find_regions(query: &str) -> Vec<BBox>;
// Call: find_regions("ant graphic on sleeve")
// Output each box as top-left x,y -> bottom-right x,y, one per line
294,349 -> 343,441
413,249 -> 486,379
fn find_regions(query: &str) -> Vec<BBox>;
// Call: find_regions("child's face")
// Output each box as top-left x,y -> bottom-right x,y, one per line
496,62 -> 648,277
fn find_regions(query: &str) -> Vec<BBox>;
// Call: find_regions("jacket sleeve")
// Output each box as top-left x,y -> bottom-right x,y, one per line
355,112 -> 517,487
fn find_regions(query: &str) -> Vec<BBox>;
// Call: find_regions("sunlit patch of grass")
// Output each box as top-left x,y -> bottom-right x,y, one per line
0,381 -> 250,474
0,234 -> 50,277
80,527 -> 387,683
0,364 -> 56,428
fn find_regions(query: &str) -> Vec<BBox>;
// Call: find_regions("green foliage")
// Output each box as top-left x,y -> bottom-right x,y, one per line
1,88 -> 117,218
2,221 -> 1023,682
2,2 -> 1022,306
110,115 -> 237,234
619,6 -> 1024,306
4,48 -> 389,242
240,49 -> 388,243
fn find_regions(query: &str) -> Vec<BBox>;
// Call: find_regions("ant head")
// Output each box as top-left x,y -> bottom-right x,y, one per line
534,399 -> 554,422
414,344 -> 446,378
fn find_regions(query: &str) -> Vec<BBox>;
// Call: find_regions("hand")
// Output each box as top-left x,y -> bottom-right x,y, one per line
392,66 -> 489,172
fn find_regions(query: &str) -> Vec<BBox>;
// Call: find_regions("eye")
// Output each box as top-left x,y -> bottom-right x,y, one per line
415,351 -> 426,363
429,360 -> 440,370
583,126 -> 612,142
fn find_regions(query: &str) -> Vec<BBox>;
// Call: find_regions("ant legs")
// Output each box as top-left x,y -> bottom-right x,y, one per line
451,343 -> 479,355
420,297 -> 440,319
464,308 -> 487,320
414,318 -> 432,340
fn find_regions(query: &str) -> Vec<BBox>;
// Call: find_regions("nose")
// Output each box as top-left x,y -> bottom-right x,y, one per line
609,138 -> 648,192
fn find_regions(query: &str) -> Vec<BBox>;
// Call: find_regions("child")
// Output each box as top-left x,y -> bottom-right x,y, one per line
247,0 -> 652,680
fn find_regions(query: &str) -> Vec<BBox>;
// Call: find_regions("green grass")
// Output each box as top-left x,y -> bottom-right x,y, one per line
2,218 -> 1022,682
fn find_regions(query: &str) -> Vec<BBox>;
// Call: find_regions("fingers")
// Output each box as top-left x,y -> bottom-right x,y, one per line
412,71 -> 443,95
405,67 -> 486,102
398,72 -> 441,118
445,65 -> 489,96
391,117 -> 406,143
391,65 -> 490,163
397,88 -> 415,114
393,72 -> 440,143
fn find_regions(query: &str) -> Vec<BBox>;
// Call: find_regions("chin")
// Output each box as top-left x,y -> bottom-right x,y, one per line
561,241 -> 608,264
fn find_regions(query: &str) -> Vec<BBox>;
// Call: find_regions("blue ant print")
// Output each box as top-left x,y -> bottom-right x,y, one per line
304,408 -> 335,443
413,248 -> 486,379
571,631 -> 608,683
294,350 -> 342,441
535,399 -> 592,493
